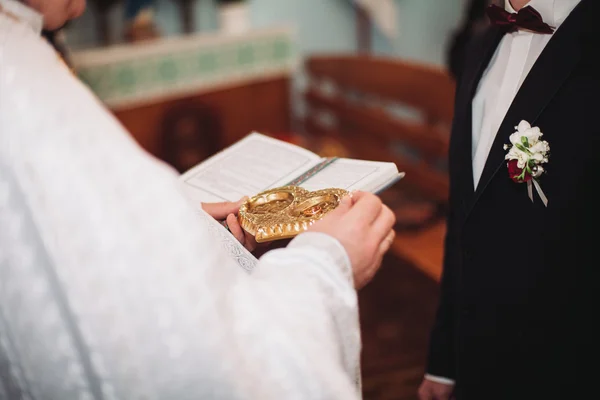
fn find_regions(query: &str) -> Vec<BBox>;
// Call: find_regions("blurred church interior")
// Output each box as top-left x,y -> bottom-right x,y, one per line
60,0 -> 491,398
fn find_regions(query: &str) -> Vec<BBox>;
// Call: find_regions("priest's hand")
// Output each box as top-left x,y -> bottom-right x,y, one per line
309,191 -> 396,289
201,198 -> 258,252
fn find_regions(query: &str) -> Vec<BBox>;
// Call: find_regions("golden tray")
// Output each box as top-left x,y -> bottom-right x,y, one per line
238,186 -> 349,243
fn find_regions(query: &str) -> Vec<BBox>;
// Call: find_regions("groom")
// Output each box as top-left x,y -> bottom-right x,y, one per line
419,0 -> 598,399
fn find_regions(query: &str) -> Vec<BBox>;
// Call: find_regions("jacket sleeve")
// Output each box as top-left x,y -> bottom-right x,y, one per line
425,62 -> 466,380
425,203 -> 459,380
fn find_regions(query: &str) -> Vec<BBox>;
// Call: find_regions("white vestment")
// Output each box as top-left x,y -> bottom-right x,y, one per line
0,7 -> 362,399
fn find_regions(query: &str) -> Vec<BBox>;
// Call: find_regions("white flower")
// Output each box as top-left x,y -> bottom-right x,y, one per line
511,120 -> 543,146
504,120 -> 550,169
529,140 -> 550,156
516,120 -> 531,131
524,127 -> 543,144
505,145 -> 530,169
508,132 -> 522,147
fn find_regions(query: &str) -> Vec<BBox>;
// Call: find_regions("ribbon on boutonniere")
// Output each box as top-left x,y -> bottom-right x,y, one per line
504,120 -> 550,207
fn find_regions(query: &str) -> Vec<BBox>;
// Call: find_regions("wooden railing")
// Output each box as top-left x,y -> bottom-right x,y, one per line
304,55 -> 455,202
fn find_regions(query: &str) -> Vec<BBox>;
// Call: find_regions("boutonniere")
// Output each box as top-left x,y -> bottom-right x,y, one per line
504,120 -> 550,207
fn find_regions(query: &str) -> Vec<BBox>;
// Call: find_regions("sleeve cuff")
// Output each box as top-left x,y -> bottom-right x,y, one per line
287,232 -> 353,287
424,374 -> 455,385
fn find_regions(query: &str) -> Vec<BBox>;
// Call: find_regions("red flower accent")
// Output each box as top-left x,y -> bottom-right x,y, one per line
507,159 -> 532,183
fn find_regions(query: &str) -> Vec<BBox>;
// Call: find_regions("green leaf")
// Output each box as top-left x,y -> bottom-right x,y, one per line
515,143 -> 531,154
521,136 -> 529,147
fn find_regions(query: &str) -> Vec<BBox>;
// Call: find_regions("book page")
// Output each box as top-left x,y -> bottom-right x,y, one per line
180,133 -> 322,203
299,158 -> 403,193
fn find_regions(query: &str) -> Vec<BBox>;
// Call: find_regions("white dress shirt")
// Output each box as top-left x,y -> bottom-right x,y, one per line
472,0 -> 581,187
426,0 -> 581,386
0,2 -> 363,398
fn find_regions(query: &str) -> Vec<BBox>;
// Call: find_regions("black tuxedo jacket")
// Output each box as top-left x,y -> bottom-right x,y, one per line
427,1 -> 599,398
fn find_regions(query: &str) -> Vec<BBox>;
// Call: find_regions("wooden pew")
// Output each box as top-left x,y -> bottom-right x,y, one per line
303,55 -> 456,280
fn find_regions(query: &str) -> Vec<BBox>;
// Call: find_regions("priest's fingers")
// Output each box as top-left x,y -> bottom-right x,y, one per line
346,192 -> 383,225
355,257 -> 380,289
243,231 -> 258,252
226,214 -> 258,252
371,205 -> 397,243
226,213 -> 246,247
378,229 -> 395,255
202,197 -> 248,220
357,230 -> 395,289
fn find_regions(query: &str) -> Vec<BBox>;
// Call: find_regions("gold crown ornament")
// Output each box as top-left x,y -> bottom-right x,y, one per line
238,186 -> 349,243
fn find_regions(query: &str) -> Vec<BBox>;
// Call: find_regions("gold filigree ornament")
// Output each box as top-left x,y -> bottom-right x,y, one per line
238,186 -> 349,243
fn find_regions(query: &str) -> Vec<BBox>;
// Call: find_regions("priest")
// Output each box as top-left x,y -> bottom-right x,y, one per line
0,0 -> 396,399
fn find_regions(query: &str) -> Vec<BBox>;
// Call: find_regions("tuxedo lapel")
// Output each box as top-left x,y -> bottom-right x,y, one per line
467,0 -> 587,214
454,28 -> 504,208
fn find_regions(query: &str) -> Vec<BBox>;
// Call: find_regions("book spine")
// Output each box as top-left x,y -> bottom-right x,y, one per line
285,158 -> 338,186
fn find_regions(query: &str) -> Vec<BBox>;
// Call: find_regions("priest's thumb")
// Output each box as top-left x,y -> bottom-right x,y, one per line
234,196 -> 249,207
331,193 -> 353,216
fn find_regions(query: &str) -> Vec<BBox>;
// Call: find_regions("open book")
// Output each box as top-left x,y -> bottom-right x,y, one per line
180,132 -> 405,204
179,132 -> 404,272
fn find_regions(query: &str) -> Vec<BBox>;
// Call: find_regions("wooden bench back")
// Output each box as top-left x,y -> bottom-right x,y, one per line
304,55 -> 455,201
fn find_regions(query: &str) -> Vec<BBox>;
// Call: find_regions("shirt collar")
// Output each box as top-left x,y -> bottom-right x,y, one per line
0,0 -> 43,34
505,0 -> 581,29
